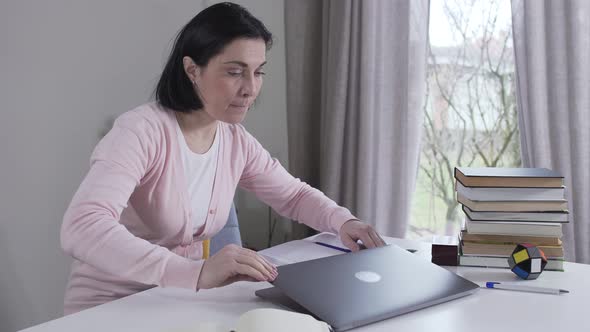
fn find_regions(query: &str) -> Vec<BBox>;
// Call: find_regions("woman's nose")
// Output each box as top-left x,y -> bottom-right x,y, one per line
240,74 -> 256,97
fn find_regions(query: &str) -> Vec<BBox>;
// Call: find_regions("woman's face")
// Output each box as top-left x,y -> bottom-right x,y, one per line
185,38 -> 267,124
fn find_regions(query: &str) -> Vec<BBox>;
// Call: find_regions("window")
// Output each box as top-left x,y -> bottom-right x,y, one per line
408,0 -> 521,240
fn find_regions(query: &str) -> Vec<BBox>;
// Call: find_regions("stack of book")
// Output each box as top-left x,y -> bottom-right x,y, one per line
454,167 -> 567,271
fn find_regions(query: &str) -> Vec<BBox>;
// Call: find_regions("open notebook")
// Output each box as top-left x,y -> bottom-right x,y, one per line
167,308 -> 331,332
258,238 -> 344,266
257,232 -> 423,267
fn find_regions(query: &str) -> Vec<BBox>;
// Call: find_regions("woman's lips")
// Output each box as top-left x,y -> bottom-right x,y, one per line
229,104 -> 249,113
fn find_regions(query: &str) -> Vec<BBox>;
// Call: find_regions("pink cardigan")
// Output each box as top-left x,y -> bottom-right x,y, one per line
61,103 -> 356,314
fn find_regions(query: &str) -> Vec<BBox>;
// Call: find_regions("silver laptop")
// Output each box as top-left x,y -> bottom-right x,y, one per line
256,244 -> 479,331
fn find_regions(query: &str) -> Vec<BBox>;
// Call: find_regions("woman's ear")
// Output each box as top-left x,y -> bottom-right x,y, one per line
182,56 -> 199,85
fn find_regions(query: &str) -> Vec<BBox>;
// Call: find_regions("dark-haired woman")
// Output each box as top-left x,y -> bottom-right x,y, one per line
61,2 -> 385,315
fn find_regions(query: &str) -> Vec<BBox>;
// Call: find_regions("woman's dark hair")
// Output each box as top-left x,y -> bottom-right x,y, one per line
155,2 -> 273,112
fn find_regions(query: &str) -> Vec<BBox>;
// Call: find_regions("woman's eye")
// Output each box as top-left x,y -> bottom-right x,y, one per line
228,71 -> 242,77
255,71 -> 266,77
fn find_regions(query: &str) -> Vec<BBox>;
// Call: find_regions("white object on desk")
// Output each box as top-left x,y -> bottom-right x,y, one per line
167,308 -> 330,332
234,308 -> 330,332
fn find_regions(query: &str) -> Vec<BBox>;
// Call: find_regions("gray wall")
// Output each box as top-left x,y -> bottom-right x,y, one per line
0,1 -> 287,331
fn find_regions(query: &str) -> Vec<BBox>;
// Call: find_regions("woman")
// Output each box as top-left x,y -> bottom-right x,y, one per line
61,2 -> 385,315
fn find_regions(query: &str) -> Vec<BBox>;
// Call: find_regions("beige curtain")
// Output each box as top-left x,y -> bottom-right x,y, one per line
512,0 -> 590,263
285,0 -> 430,237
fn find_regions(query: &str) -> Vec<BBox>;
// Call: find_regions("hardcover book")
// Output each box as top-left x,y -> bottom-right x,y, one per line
459,230 -> 562,246
455,167 -> 563,188
458,254 -> 564,271
460,241 -> 564,257
464,218 -> 563,237
462,206 -> 568,223
457,193 -> 567,212
455,181 -> 566,201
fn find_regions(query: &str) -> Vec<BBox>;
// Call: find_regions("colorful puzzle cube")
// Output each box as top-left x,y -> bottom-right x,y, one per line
508,243 -> 548,280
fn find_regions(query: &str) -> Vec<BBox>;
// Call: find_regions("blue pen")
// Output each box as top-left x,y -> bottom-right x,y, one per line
313,242 -> 408,253
485,282 -> 569,295
313,241 -> 351,253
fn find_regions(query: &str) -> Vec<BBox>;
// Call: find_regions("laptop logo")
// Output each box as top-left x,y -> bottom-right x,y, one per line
354,271 -> 381,283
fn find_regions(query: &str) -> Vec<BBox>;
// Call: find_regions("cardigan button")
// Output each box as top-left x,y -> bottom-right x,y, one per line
209,209 -> 216,214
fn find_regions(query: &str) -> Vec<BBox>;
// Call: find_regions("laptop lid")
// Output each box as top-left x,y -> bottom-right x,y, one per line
256,244 -> 479,331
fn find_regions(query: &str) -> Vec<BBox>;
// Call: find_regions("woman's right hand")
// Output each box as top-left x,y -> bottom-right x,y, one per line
196,244 -> 278,290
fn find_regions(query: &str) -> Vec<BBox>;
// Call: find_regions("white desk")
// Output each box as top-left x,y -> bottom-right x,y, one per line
20,236 -> 588,332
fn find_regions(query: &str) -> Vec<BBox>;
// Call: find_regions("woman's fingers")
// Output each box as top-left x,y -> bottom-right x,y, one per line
198,245 -> 279,290
369,229 -> 387,247
360,233 -> 378,249
224,275 -> 260,286
341,232 -> 361,251
235,251 -> 276,281
241,248 -> 277,276
234,260 -> 269,282
361,228 -> 387,249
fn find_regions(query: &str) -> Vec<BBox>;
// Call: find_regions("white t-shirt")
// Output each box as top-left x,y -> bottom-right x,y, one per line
175,121 -> 220,234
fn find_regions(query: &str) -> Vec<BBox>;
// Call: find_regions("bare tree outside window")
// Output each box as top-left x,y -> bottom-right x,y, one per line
408,0 -> 521,240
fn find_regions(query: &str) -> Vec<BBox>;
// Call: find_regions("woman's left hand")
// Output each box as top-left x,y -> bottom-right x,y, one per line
339,219 -> 387,252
